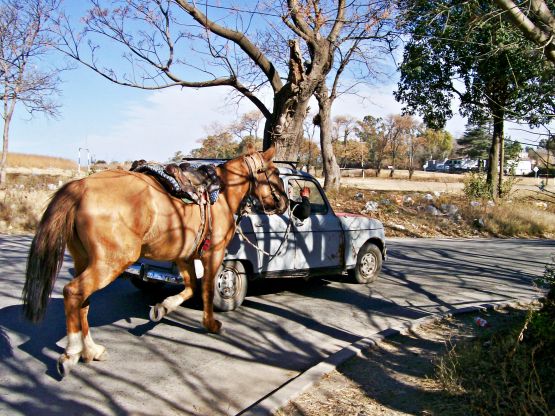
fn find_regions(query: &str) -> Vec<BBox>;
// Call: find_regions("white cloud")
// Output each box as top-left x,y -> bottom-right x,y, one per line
86,87 -> 262,162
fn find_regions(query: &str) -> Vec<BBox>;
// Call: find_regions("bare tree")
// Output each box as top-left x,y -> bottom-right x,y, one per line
313,2 -> 395,190
56,0 -> 358,162
494,0 -> 555,65
229,110 -> 264,142
0,0 -> 62,184
333,115 -> 357,145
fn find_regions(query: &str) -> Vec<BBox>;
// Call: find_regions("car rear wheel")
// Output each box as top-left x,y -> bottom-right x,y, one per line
349,242 -> 382,284
212,260 -> 248,312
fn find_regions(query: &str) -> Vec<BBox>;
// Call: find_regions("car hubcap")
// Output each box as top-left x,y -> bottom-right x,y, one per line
217,268 -> 237,299
360,253 -> 377,277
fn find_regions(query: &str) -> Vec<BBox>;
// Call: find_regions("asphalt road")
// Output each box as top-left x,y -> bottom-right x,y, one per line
0,235 -> 552,415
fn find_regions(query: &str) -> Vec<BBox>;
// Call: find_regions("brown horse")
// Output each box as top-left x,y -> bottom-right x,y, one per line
22,146 -> 287,377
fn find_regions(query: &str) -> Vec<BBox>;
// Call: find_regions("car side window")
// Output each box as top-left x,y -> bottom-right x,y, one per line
288,179 -> 328,215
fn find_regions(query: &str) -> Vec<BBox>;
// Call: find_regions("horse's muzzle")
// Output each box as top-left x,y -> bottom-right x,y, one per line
275,195 -> 289,215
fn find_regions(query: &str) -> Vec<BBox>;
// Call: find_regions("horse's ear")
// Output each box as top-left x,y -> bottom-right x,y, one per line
246,143 -> 256,155
262,144 -> 276,161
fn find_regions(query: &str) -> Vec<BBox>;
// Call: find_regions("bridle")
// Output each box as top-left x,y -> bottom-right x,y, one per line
243,152 -> 284,215
234,152 -> 292,260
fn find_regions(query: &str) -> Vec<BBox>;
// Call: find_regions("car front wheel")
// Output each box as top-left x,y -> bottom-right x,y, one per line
212,260 -> 248,311
349,242 -> 382,284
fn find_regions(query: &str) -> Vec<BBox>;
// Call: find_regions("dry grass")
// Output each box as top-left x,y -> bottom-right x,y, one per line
1,173 -> 554,237
279,307 -> 538,416
0,189 -> 52,232
484,203 -> 555,237
327,187 -> 555,239
435,307 -> 554,415
1,152 -> 77,170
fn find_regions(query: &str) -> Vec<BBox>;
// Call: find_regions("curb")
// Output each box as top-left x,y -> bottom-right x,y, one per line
240,295 -> 544,416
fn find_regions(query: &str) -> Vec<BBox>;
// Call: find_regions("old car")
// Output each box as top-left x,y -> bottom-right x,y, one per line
123,160 -> 387,311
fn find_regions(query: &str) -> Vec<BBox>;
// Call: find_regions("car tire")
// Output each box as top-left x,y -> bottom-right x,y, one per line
349,242 -> 382,284
212,260 -> 248,312
127,274 -> 166,291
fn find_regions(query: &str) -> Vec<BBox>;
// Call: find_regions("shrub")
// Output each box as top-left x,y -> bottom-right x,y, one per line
463,172 -> 491,200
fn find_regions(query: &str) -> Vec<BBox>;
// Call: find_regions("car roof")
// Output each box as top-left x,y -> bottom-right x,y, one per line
181,158 -> 315,180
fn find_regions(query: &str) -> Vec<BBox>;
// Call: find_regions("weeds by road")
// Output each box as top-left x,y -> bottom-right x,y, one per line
278,305 -> 548,416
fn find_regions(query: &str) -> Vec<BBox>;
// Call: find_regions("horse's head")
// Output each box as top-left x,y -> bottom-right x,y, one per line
243,145 -> 288,215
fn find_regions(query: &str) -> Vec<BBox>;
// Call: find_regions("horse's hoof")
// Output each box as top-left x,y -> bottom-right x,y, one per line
204,319 -> 222,334
149,304 -> 167,322
57,353 -> 79,378
95,349 -> 108,362
82,344 -> 107,363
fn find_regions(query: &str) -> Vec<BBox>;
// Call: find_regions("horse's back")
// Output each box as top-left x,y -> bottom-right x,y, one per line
72,170 -> 163,252
75,169 -> 202,260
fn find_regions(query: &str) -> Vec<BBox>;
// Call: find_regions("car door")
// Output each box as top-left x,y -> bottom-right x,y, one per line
246,203 -> 296,274
288,178 -> 344,271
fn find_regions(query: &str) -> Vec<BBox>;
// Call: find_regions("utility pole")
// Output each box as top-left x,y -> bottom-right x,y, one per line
78,147 -> 90,175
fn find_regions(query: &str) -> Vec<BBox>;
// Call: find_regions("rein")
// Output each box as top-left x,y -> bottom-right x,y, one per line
234,152 -> 292,260
235,203 -> 293,260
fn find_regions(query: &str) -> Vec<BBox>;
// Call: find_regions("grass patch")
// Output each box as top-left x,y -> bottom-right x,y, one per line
1,152 -> 77,170
436,312 -> 552,415
327,187 -> 555,238
483,203 -> 555,237
0,189 -> 51,232
436,260 -> 555,416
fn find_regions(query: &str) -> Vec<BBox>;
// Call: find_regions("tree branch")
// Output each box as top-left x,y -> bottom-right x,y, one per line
494,0 -> 555,64
174,0 -> 283,92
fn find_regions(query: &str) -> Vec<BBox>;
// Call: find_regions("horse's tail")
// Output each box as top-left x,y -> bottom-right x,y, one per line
23,180 -> 84,322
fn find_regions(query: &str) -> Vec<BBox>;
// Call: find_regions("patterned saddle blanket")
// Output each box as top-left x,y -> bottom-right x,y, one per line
130,160 -> 221,204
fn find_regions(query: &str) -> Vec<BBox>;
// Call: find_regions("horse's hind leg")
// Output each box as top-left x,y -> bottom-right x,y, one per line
150,259 -> 197,322
58,256 -> 128,377
80,299 -> 108,363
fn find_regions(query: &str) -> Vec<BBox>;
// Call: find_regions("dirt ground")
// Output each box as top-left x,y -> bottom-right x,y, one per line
338,175 -> 550,193
277,306 -> 530,416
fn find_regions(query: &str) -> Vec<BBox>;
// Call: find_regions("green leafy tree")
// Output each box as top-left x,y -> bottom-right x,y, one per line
168,150 -> 186,163
396,0 -> 554,198
419,128 -> 454,160
457,123 -> 491,159
493,0 -> 555,65
504,139 -> 522,163
189,132 -> 239,159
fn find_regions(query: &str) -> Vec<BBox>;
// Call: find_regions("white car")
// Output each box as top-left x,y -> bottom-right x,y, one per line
123,161 -> 387,311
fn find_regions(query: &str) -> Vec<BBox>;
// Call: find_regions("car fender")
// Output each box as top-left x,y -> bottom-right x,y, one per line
336,213 -> 385,268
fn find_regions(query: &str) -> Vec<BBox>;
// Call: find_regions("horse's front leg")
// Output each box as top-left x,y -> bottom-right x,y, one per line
149,259 -> 197,322
201,250 -> 226,334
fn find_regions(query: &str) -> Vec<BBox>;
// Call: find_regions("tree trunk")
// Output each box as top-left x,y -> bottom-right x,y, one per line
315,84 -> 341,191
262,91 -> 310,160
487,110 -> 504,199
1,100 -> 13,186
498,132 -> 505,197
262,40 -> 316,161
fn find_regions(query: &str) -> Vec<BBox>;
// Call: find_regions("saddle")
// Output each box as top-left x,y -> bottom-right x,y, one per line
130,160 -> 221,205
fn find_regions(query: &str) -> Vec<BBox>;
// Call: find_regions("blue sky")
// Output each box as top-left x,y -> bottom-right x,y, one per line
6,1 -> 545,164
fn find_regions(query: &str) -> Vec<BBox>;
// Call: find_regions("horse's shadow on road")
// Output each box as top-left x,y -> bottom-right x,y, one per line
0,277 -> 186,381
